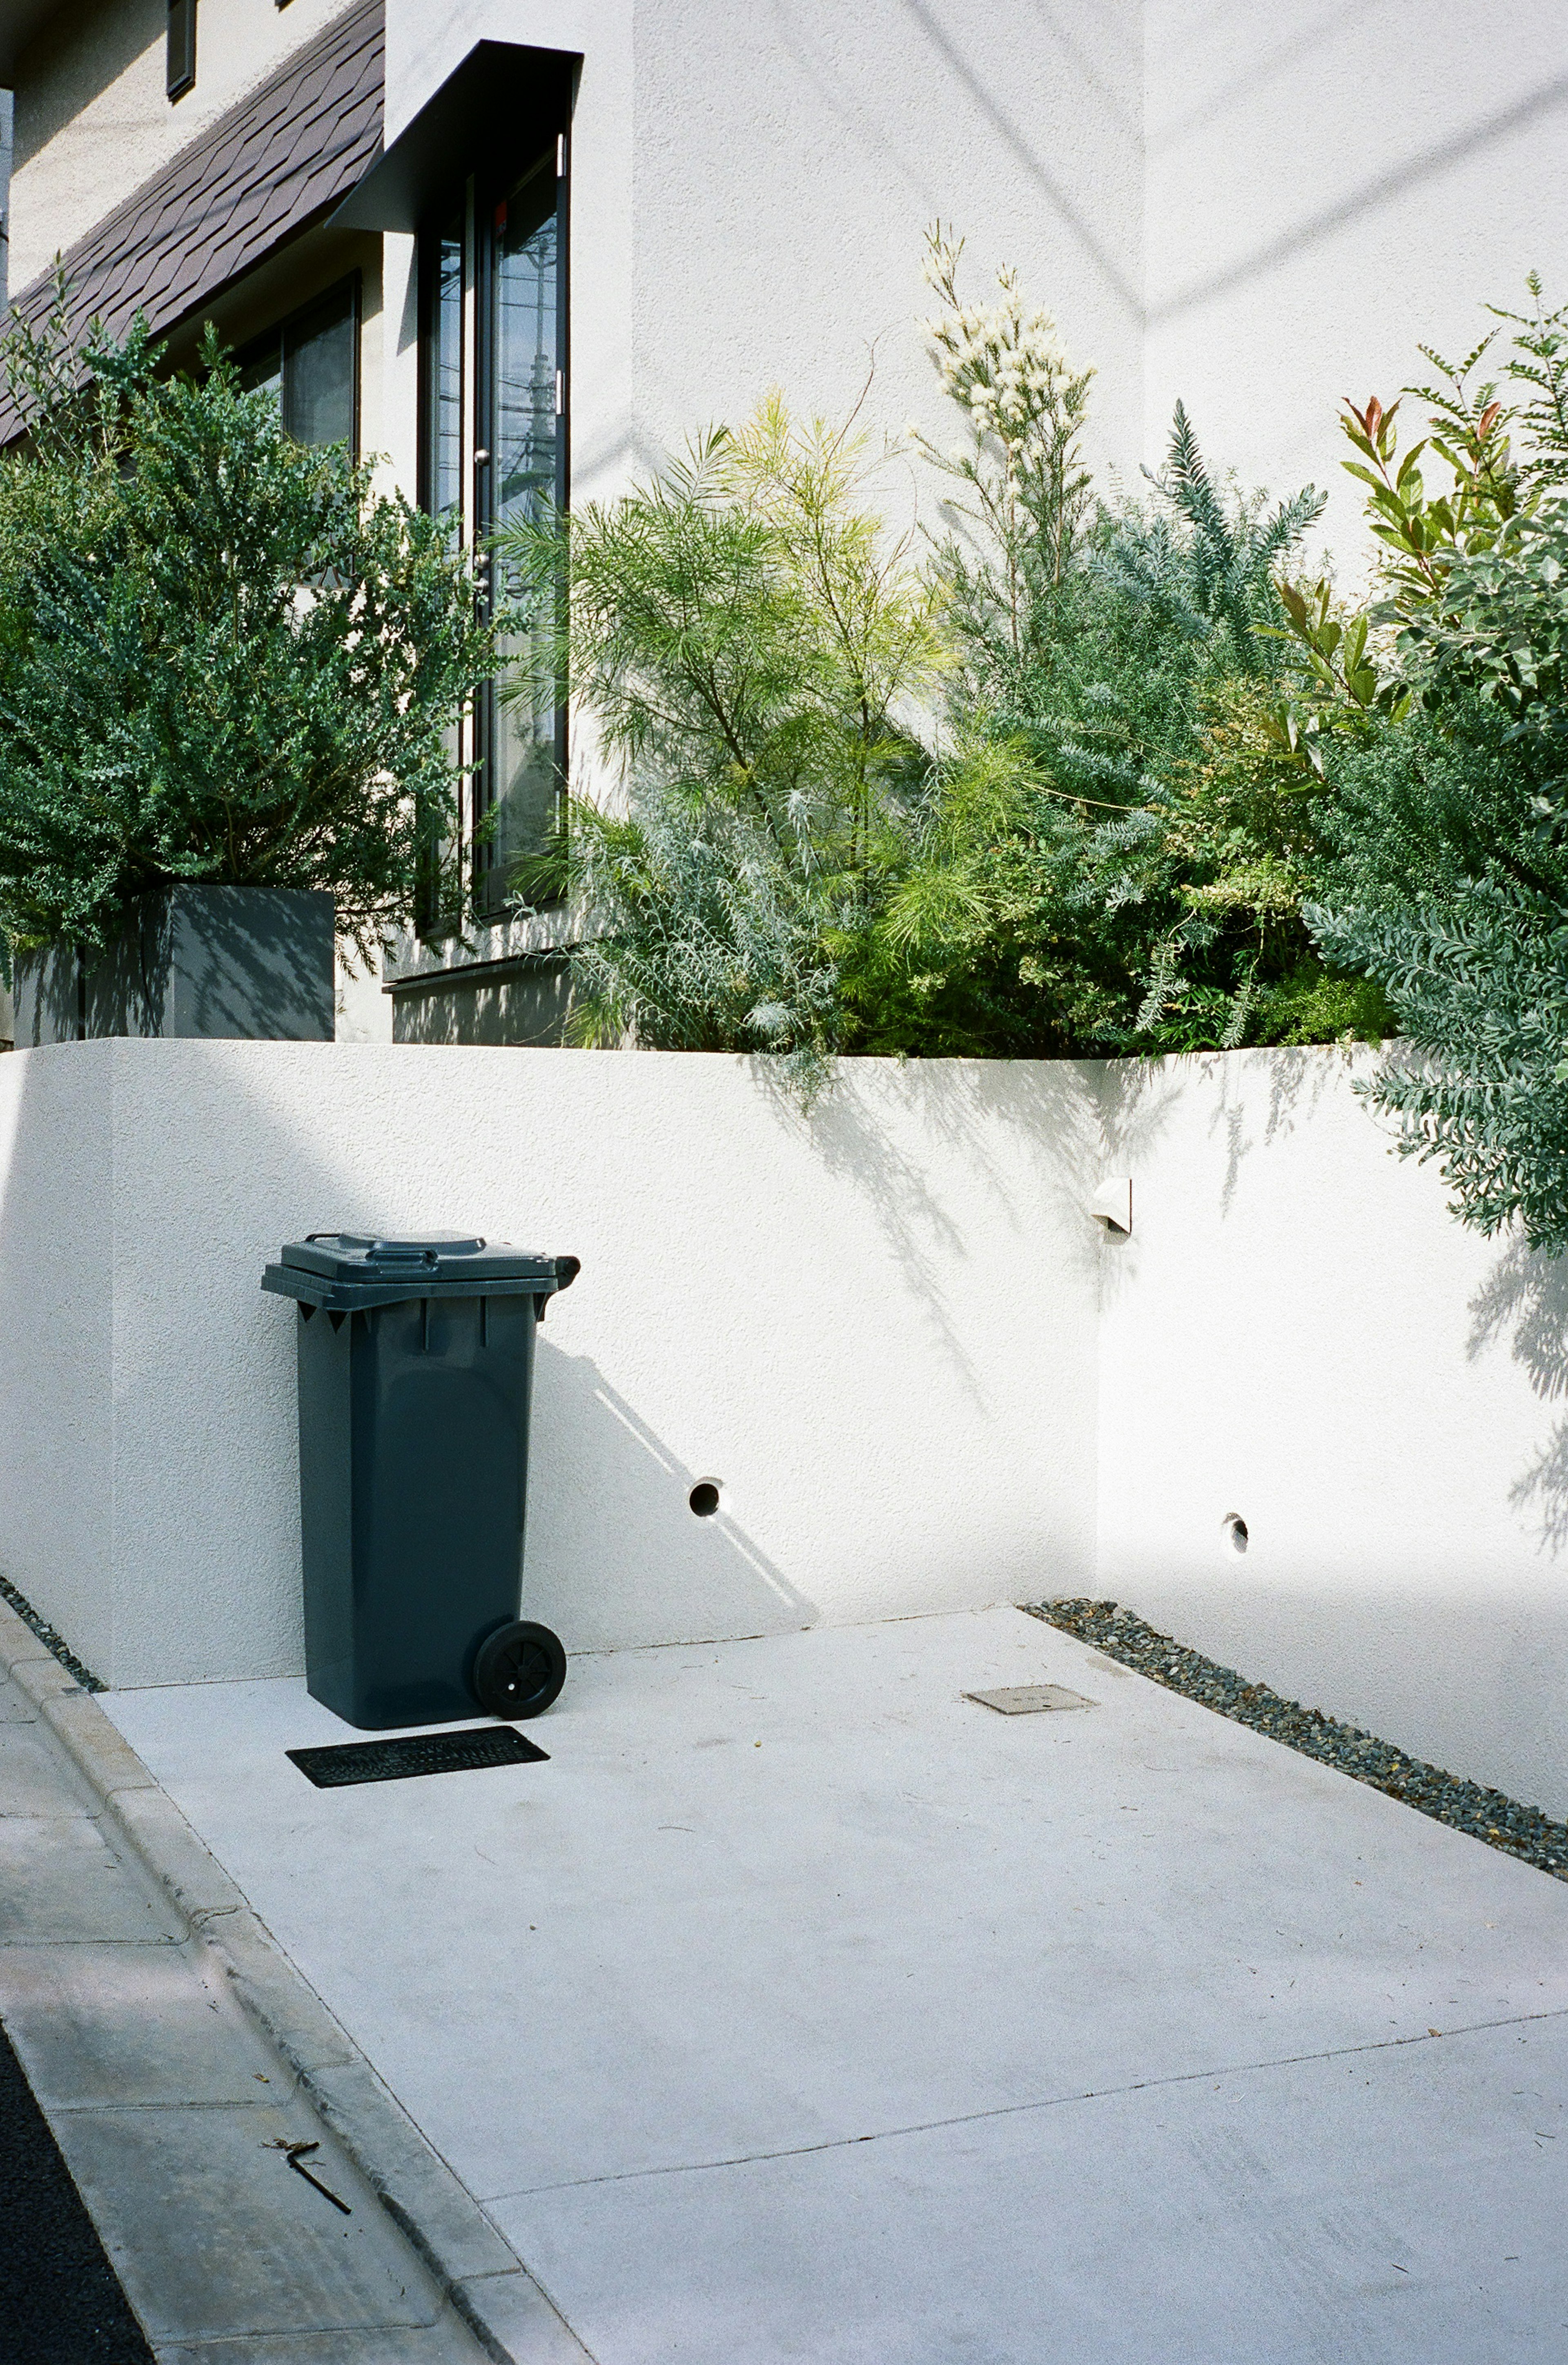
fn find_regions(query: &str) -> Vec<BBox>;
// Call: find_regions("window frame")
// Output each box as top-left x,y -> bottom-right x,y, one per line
235,272 -> 363,461
167,0 -> 197,100
416,131 -> 570,932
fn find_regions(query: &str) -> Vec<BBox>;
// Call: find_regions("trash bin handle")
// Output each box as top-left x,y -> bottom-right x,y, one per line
304,1233 -> 445,1267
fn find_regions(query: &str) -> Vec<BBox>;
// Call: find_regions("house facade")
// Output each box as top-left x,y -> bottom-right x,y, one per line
1,0 -> 1146,1042
2,0 -> 1565,1042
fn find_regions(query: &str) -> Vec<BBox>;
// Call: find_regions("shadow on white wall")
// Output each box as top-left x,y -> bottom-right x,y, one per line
1470,1237 -> 1568,1555
528,1342 -> 820,1649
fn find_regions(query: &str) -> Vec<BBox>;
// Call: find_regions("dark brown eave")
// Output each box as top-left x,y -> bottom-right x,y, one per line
0,0 -> 385,445
330,39 -> 577,234
0,0 -> 56,79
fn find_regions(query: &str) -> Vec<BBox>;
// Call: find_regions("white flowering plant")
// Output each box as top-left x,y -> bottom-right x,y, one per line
909,226 -> 1096,656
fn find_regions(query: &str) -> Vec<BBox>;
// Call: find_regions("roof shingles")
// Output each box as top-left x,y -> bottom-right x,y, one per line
0,0 -> 384,442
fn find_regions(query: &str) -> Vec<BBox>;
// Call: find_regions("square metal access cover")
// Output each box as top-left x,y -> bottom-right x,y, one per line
963,1684 -> 1095,1715
287,1727 -> 549,1788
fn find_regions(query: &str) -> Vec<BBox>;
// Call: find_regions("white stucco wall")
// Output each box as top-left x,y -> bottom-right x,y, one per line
4,1038 -> 1567,1809
1143,0 -> 1568,567
623,0 -> 1145,502
1097,1047 -> 1568,1818
376,0 -> 1146,523
0,1039 -> 1100,1690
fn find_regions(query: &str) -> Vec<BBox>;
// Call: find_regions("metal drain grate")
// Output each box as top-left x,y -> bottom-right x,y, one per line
287,1727 -> 550,1788
963,1684 -> 1095,1715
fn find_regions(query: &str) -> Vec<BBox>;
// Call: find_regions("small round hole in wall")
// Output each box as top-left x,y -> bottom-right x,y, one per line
689,1480 -> 721,1519
1221,1512 -> 1249,1558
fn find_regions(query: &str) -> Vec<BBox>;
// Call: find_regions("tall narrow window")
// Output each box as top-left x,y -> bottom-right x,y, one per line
475,154 -> 565,910
167,0 -> 197,99
417,209 -> 470,932
418,140 -> 568,926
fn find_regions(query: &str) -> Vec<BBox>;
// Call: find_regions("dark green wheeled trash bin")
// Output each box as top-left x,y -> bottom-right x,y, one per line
262,1233 -> 579,1731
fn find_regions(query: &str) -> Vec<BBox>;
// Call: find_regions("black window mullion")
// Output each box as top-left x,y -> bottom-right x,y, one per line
415,206 -> 470,936
418,123 -> 570,926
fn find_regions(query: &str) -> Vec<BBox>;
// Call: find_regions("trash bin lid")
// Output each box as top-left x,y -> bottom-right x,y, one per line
279,1233 -> 563,1285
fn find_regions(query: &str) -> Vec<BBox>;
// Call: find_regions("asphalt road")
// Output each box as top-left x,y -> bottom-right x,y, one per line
0,2014 -> 153,2363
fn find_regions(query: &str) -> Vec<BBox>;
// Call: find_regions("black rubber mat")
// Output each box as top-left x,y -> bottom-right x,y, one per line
287,1726 -> 549,1788
0,2018 -> 154,2363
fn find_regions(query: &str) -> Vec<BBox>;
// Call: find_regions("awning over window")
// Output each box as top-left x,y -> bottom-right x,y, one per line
329,40 -> 577,234
0,0 -> 385,444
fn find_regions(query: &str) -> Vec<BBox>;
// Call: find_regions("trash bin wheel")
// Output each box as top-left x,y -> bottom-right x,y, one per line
472,1621 -> 567,1720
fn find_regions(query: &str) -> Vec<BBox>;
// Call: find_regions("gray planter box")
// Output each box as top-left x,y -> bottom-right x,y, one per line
13,887 -> 335,1046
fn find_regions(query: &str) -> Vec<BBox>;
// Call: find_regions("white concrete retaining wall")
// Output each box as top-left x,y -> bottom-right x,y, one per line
4,1037 -> 1566,1814
0,1040 -> 1101,1690
1097,1047 -> 1568,1820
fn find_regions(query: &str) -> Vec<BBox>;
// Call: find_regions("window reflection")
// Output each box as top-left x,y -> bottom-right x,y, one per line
426,219 -> 464,523
238,277 -> 358,453
480,160 -> 561,903
416,146 -> 567,929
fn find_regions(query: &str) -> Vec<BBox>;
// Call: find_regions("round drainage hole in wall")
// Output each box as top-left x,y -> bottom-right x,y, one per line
689,1481 -> 721,1518
1222,1512 -> 1249,1557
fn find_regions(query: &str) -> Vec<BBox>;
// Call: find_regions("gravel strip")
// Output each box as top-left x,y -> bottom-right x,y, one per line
0,1573 -> 104,1691
1028,1597 -> 1568,1882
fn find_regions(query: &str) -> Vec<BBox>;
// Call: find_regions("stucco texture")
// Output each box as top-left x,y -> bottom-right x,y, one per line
1097,1046 -> 1568,1820
0,1040 -> 1100,1691
6,1040 -> 1568,1812
1143,0 -> 1568,563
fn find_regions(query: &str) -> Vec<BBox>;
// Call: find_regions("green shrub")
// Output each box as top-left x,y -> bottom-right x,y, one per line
0,303 -> 496,964
1296,283 -> 1568,1248
506,234 -> 1347,1076
895,233 -> 1334,1056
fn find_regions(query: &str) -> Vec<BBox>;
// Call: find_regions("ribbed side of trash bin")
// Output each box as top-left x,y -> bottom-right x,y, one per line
263,1234 -> 579,1730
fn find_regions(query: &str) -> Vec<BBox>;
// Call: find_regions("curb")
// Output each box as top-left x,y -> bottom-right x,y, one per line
0,1603 -> 592,2365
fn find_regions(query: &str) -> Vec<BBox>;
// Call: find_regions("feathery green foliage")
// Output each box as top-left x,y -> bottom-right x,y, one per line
1312,880 -> 1568,1248
0,303 -> 496,964
1096,401 -> 1325,672
505,232 -> 1381,1081
498,397 -> 943,1088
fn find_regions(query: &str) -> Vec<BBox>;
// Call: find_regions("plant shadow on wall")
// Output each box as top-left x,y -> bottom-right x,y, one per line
494,237 -> 1568,1471
527,1343 -> 818,1647
1102,1037 -> 1369,1227
1469,1240 -> 1568,1554
780,1053 -> 1103,1405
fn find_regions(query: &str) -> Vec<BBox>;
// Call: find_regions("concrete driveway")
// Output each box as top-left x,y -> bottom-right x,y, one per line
105,1606 -> 1568,2363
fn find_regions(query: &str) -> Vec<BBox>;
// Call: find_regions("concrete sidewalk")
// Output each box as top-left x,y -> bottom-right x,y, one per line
100,1604 -> 1568,2364
0,1613 -> 530,2364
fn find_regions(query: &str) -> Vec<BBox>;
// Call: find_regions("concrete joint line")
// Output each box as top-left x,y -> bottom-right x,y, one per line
485,2004 -> 1568,2204
0,1602 -> 592,2365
